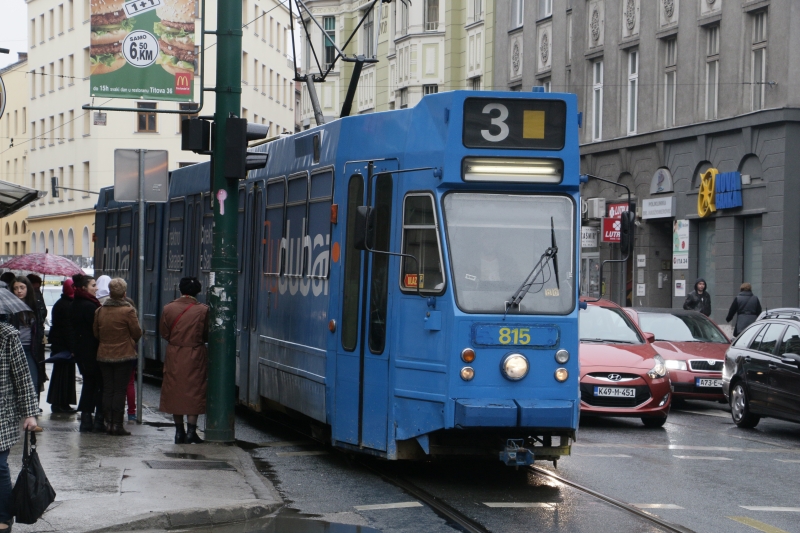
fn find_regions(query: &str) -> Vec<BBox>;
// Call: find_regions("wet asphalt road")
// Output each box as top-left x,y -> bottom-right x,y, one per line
140,383 -> 800,533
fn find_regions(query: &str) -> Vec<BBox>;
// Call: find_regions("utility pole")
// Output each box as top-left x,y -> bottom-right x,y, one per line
206,0 -> 242,442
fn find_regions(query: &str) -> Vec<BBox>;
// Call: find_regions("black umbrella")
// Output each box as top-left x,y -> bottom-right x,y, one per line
0,285 -> 32,315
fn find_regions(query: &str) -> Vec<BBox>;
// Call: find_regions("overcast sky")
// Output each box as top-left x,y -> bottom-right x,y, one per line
1,0 -> 27,70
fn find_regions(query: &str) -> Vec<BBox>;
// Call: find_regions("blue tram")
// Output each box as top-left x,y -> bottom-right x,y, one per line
95,89 -> 582,464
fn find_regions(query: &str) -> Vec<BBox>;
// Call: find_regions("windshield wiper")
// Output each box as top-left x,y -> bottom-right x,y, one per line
505,217 -> 560,316
580,338 -> 637,344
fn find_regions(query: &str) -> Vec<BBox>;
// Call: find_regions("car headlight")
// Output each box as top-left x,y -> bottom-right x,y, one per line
647,354 -> 667,379
500,353 -> 529,381
664,359 -> 687,371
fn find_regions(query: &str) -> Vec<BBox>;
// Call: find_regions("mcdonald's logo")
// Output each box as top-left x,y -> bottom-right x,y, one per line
175,73 -> 192,95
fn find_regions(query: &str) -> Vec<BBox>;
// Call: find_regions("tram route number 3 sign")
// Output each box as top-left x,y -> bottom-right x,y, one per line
462,98 -> 567,150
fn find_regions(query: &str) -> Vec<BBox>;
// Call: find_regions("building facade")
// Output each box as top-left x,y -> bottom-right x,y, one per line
298,0 -> 495,125
496,0 -> 800,322
20,0 -> 296,263
0,53 -> 32,259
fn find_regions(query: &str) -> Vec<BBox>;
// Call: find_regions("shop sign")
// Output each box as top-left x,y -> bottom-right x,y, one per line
650,168 -> 674,194
602,217 -> 621,243
675,279 -> 686,297
672,219 -> 689,270
715,172 -> 743,210
698,168 -> 718,217
581,227 -> 598,248
90,0 -> 196,102
642,196 -> 676,219
607,202 -> 629,219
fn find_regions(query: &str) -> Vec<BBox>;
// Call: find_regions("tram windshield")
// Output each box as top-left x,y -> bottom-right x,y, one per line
443,193 -> 575,315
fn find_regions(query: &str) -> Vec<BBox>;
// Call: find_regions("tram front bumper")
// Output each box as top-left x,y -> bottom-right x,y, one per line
454,399 -> 577,429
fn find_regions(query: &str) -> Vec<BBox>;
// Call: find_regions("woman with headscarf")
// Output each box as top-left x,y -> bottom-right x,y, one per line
71,273 -> 104,432
10,277 -> 46,427
95,275 -> 112,304
94,278 -> 142,436
160,277 -> 209,444
47,279 -> 78,414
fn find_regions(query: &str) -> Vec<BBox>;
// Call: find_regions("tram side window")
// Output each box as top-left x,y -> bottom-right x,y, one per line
264,178 -> 286,276
167,200 -> 184,272
201,195 -> 212,272
286,174 -> 309,278
401,194 -> 445,293
342,175 -> 365,352
308,170 -> 333,279
237,187 -> 245,273
146,205 -> 156,270
368,174 -> 393,354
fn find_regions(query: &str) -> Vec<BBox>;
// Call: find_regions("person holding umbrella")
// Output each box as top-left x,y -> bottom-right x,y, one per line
47,279 -> 78,414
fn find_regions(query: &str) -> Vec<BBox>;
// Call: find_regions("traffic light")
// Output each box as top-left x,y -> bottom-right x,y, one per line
224,118 -> 269,179
51,176 -> 59,198
181,118 -> 211,154
619,210 -> 636,257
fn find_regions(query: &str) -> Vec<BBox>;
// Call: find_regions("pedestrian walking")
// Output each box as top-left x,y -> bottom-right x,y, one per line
71,274 -> 104,433
10,277 -> 45,433
95,275 -> 111,304
0,321 -> 40,532
93,278 -> 142,436
726,283 -> 763,337
160,277 -> 208,444
683,278 -> 712,317
47,279 -> 78,414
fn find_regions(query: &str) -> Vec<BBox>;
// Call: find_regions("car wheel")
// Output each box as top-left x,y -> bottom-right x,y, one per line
730,382 -> 760,428
641,417 -> 667,428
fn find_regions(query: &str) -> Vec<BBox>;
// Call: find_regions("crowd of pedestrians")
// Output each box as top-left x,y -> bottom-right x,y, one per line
0,272 -> 209,531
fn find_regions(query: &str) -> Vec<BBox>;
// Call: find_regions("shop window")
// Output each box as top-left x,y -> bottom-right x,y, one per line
697,220 -> 716,296
743,217 -> 762,297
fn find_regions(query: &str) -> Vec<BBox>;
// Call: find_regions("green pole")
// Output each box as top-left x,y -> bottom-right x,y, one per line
206,0 -> 242,442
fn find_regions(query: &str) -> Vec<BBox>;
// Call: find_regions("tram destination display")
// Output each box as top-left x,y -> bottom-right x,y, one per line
463,98 -> 566,150
89,0 -> 195,101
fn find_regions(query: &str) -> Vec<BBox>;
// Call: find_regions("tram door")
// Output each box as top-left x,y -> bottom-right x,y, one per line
335,162 -> 397,450
237,182 -> 265,409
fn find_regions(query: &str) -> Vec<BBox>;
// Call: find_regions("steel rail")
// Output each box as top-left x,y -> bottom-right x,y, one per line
530,466 -> 696,533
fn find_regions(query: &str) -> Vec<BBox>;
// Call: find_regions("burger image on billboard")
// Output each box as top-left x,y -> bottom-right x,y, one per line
90,0 -> 134,75
154,0 -> 196,77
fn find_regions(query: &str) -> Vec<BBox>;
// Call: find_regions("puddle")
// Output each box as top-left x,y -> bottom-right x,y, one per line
164,452 -> 206,460
256,516 -> 381,532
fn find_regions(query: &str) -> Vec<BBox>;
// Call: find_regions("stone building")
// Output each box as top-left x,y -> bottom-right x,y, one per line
495,0 -> 800,322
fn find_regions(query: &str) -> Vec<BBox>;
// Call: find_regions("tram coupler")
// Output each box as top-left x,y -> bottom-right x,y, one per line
499,439 -> 534,466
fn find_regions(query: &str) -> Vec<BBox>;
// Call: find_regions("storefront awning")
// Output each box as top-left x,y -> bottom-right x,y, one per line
0,180 -> 46,218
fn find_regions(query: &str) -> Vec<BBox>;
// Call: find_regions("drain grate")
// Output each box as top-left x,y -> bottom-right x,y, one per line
143,460 -> 235,471
44,426 -> 80,432
163,452 -> 206,460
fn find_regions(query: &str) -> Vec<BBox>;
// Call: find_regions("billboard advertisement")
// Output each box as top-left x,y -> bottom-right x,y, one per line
90,0 -> 196,101
673,219 -> 689,270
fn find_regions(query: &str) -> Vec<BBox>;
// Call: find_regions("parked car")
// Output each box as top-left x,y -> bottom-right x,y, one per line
723,310 -> 800,428
579,299 -> 672,427
623,308 -> 729,403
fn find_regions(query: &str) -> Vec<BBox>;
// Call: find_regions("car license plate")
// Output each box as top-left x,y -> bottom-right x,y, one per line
696,378 -> 722,388
593,386 -> 635,398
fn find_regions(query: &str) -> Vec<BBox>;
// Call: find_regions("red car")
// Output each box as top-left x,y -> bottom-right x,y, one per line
624,308 -> 729,403
579,299 -> 671,427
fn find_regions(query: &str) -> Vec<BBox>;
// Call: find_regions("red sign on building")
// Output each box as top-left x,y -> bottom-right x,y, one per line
602,217 -> 621,243
607,202 -> 629,219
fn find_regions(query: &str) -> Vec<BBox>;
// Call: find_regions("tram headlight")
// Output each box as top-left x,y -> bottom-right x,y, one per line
500,353 -> 529,381
460,367 -> 475,381
462,157 -> 563,184
647,355 -> 668,379
555,368 -> 569,382
555,349 -> 570,364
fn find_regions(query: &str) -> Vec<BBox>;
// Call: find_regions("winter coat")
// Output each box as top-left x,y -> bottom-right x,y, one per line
71,289 -> 101,363
93,298 -> 142,363
726,290 -> 762,336
159,296 -> 209,415
49,294 -> 74,354
9,307 -> 47,390
683,278 -> 712,317
0,322 -> 39,452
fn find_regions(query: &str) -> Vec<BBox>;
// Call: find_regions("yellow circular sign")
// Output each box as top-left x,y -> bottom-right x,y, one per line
697,168 -> 718,217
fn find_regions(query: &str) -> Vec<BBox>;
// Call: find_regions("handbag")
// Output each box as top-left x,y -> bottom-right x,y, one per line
11,431 -> 57,524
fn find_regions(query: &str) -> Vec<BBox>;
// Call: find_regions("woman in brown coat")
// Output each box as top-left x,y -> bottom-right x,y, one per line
93,278 -> 142,436
160,277 -> 209,444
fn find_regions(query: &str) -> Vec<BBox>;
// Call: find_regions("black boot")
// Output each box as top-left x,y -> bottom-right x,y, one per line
79,412 -> 93,432
104,410 -> 113,435
186,424 -> 204,444
93,411 -> 106,433
174,423 -> 187,444
111,412 -> 131,436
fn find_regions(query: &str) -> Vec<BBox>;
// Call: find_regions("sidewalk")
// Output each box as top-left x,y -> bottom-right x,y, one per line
7,403 -> 282,533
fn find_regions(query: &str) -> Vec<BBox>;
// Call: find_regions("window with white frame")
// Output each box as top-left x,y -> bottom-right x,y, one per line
566,14 -> 572,64
423,84 -> 439,95
425,0 -> 439,31
664,38 -> 677,128
540,78 -> 552,92
511,0 -> 524,28
592,60 -> 603,141
473,0 -> 483,22
363,10 -> 375,57
627,50 -> 638,134
400,0 -> 408,35
471,76 -> 481,90
706,26 -> 719,120
323,16 -> 336,69
752,11 -> 767,111
399,88 -> 408,108
539,0 -> 552,19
